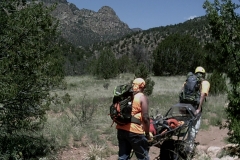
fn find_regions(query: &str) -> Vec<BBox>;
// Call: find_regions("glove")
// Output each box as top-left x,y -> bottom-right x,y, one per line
145,132 -> 154,143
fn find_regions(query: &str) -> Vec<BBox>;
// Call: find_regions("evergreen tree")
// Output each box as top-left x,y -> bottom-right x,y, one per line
0,1 -> 64,158
117,54 -> 132,73
95,48 -> 118,79
207,70 -> 227,95
152,33 -> 205,76
204,0 -> 240,147
134,64 -> 155,96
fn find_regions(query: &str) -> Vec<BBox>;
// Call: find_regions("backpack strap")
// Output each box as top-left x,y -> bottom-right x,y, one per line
131,116 -> 141,125
130,91 -> 143,125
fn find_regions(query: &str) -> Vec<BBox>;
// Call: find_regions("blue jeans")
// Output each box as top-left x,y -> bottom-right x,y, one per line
117,129 -> 149,160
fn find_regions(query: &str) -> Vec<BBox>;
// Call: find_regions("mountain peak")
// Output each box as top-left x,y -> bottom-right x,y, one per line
98,6 -> 116,15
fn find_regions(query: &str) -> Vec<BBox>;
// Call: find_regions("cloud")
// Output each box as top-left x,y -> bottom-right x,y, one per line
186,15 -> 197,20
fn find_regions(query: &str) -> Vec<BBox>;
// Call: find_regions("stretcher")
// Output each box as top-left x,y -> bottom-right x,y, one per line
149,103 -> 198,159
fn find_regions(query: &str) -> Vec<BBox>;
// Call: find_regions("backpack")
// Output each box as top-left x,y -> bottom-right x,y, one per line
179,72 -> 201,105
109,84 -> 141,126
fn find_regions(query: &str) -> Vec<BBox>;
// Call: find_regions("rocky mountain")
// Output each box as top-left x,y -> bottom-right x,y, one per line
41,0 -> 212,56
41,0 -> 133,47
90,16 -> 211,59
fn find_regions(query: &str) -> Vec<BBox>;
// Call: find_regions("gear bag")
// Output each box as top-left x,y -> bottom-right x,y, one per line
179,72 -> 201,105
109,84 -> 141,126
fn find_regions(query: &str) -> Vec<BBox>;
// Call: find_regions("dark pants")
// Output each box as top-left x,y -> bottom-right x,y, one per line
117,129 -> 149,160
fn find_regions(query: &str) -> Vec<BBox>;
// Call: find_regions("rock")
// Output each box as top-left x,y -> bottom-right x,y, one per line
207,146 -> 222,158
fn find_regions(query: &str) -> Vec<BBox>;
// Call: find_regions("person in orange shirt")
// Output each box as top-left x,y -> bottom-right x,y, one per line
116,78 -> 152,160
183,66 -> 210,153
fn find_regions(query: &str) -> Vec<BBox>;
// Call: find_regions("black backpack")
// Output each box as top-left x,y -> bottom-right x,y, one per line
109,84 -> 141,126
179,72 -> 201,105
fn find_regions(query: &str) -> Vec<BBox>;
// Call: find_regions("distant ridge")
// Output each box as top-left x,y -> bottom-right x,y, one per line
41,0 -> 133,47
131,28 -> 143,32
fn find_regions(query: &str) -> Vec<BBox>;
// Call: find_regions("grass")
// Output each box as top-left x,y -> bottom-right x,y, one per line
46,73 -> 228,159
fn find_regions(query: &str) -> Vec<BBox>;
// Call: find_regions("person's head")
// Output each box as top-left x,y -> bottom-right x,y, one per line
195,66 -> 206,78
132,78 -> 146,92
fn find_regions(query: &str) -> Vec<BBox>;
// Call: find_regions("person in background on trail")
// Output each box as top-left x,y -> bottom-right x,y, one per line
116,78 -> 152,160
180,66 -> 210,152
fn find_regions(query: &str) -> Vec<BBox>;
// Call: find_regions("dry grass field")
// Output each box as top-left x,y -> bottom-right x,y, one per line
43,73 -> 228,159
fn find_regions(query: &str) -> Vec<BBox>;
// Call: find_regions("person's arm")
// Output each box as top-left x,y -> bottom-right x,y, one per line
140,94 -> 150,135
181,82 -> 185,91
195,92 -> 206,115
195,81 -> 210,115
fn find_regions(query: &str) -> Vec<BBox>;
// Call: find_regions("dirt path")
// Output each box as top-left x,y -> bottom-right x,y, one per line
59,126 -> 229,160
195,126 -> 228,147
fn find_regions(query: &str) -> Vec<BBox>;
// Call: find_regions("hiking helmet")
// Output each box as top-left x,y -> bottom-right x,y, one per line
132,78 -> 145,91
195,66 -> 205,74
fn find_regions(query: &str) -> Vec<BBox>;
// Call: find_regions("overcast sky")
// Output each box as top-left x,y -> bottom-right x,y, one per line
66,0 -> 240,30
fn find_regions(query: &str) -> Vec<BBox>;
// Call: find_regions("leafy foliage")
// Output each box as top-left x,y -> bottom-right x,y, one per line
134,64 -> 155,96
117,54 -> 133,73
152,33 -> 205,76
207,70 -> 227,95
204,0 -> 240,147
0,0 -> 64,158
60,38 -> 93,76
94,48 -> 118,79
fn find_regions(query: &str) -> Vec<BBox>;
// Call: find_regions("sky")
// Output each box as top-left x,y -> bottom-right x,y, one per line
66,0 -> 239,30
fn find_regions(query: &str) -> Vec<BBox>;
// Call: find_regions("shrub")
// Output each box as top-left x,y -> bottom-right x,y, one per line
204,0 -> 240,148
95,48 -> 118,79
207,70 -> 227,95
134,64 -> 155,96
0,1 -> 64,158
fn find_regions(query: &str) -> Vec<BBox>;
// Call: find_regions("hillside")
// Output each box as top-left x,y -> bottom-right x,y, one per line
42,0 -> 133,47
39,0 -> 214,76
90,16 -> 211,58
43,0 -> 211,53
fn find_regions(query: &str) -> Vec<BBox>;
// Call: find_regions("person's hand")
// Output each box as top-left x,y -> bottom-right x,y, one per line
145,132 -> 154,142
194,109 -> 200,115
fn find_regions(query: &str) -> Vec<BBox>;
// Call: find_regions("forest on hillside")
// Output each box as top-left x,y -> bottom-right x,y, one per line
62,16 -> 214,77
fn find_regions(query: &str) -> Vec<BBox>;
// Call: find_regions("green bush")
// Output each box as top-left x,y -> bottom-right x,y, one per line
204,0 -> 240,148
95,48 -> 118,79
0,1 -> 64,158
152,33 -> 204,76
207,70 -> 227,95
134,64 -> 155,96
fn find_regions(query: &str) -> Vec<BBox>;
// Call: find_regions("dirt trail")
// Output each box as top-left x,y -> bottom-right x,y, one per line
59,126 -> 229,160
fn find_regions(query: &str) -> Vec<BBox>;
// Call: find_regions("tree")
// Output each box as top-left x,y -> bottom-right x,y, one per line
134,64 -> 155,96
207,70 -> 227,95
152,34 -> 205,76
0,0 -> 64,158
131,44 -> 151,68
117,54 -> 133,73
204,0 -> 240,147
95,48 -> 118,79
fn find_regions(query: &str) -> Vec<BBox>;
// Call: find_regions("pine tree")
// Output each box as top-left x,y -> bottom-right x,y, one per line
0,0 -> 64,158
204,0 -> 240,147
95,48 -> 118,79
134,64 -> 155,96
152,34 -> 204,76
207,70 -> 227,95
